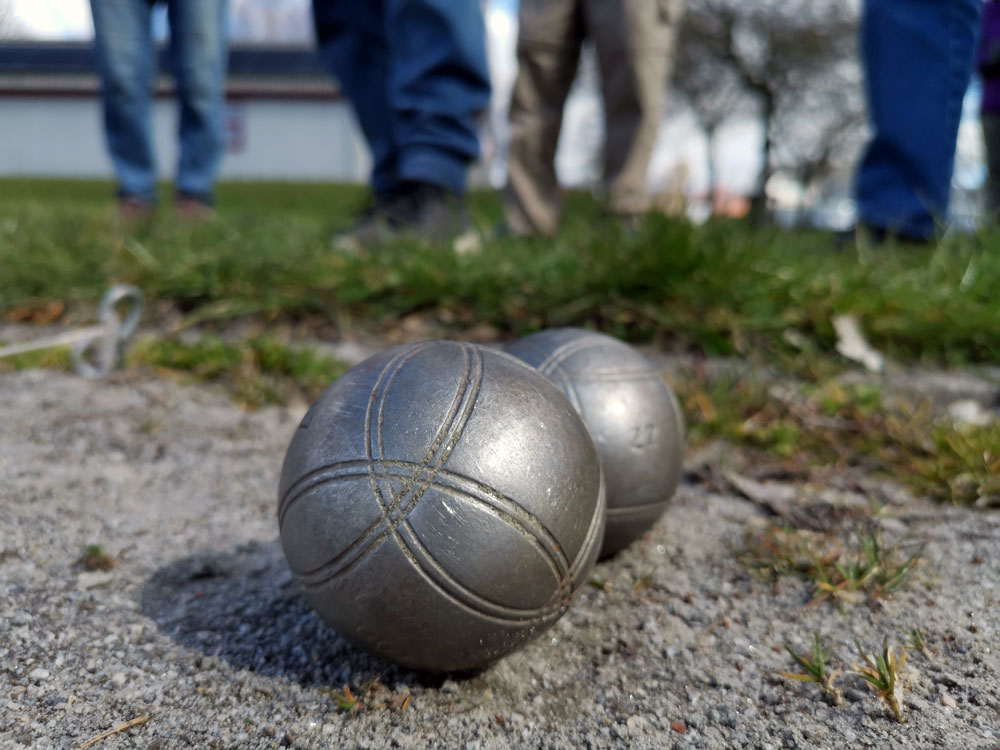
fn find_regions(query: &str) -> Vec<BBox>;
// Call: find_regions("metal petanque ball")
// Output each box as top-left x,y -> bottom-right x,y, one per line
277,340 -> 606,672
506,328 -> 685,556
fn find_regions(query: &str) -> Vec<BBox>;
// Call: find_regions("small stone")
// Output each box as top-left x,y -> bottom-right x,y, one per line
29,668 -> 49,681
626,715 -> 646,732
111,672 -> 127,687
941,693 -> 957,708
759,689 -> 782,706
76,571 -> 114,590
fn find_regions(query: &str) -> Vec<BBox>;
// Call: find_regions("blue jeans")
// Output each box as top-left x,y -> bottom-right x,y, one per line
90,0 -> 229,203
854,0 -> 981,239
312,0 -> 491,196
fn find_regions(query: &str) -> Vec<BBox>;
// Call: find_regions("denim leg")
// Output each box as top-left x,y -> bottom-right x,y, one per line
855,0 -> 981,239
312,0 -> 399,197
90,0 -> 157,203
386,0 -> 491,194
166,0 -> 229,202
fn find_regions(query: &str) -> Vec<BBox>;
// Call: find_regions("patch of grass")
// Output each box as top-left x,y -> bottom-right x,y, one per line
1,331 -> 350,408
853,638 -> 907,722
323,685 -> 362,715
129,335 -> 350,408
75,544 -> 116,572
0,345 -> 73,373
676,371 -> 1000,506
741,524 -> 839,581
3,180 -> 1000,364
741,523 -> 923,605
320,680 -> 412,714
905,626 -> 932,659
780,631 -> 843,705
4,179 -> 1000,501
811,529 -> 924,605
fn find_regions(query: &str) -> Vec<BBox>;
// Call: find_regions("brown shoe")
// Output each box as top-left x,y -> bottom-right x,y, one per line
174,194 -> 216,223
117,196 -> 154,224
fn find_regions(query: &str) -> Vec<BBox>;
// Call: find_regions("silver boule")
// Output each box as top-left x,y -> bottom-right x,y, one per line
278,340 -> 605,672
506,328 -> 685,556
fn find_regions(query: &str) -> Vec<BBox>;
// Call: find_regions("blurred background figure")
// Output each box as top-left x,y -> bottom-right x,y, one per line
481,0 -> 519,188
503,0 -> 684,236
312,0 -> 491,252
979,0 -> 1000,221
89,0 -> 229,220
851,0 -> 981,243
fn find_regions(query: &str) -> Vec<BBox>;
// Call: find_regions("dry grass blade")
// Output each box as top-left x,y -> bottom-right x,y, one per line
779,631 -> 843,705
325,685 -> 363,714
78,715 -> 150,748
853,638 -> 906,722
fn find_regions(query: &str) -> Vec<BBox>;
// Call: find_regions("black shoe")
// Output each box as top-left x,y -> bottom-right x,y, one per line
330,189 -> 396,251
332,181 -> 480,254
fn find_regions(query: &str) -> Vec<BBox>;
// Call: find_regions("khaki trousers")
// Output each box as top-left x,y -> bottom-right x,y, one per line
504,0 -> 682,235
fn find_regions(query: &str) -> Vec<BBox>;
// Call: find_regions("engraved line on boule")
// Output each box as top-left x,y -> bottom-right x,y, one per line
363,342 -> 574,622
546,368 -> 585,414
370,341 -> 483,539
395,523 -> 571,623
288,461 -> 571,578
293,484 -> 573,624
281,341 -> 599,626
278,340 -> 436,521
545,369 -> 662,384
362,342 -> 483,573
281,461 -> 573,581
280,338 -> 473,570
605,497 -> 668,518
566,469 -> 606,590
289,465 -> 579,624
366,341 -> 450,525
533,337 -> 605,375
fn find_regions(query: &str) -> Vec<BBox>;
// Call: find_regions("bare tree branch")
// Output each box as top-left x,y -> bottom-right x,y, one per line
672,0 -> 864,214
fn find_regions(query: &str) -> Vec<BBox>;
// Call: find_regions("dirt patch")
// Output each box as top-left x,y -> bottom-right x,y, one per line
1,367 -> 998,749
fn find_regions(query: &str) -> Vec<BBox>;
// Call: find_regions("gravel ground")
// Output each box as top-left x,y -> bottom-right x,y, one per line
2,365 -> 999,750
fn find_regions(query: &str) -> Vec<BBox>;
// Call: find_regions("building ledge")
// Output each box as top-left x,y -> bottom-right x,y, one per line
0,41 -> 341,101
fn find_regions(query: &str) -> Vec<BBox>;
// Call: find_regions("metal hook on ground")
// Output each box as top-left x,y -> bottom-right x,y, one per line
0,285 -> 146,379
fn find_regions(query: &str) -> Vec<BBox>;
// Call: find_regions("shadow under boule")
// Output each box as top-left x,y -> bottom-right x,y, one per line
139,538 -> 450,690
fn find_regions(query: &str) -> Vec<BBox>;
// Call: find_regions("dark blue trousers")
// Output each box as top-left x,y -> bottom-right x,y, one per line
312,0 -> 491,196
855,0 -> 981,239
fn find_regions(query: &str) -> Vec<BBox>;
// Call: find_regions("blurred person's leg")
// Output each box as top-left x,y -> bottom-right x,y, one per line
982,114 -> 1000,219
167,0 -> 229,210
312,0 -> 398,199
386,0 -> 491,196
90,0 -> 157,205
504,0 -> 585,236
854,0 -> 980,241
314,0 -> 489,250
587,0 -> 681,220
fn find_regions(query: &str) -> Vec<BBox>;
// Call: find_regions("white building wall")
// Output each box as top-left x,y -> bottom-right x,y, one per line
0,96 -> 371,182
